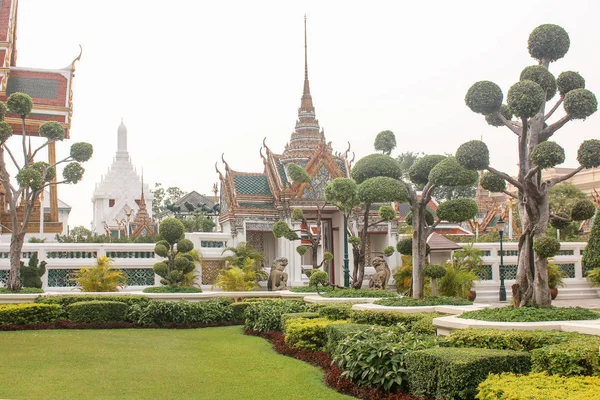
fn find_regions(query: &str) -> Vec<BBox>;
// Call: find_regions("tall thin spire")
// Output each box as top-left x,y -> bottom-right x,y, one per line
140,169 -> 146,206
300,14 -> 314,112
304,14 -> 308,81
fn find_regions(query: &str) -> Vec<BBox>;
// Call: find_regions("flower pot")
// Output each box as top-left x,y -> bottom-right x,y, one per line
550,287 -> 558,300
468,289 -> 477,302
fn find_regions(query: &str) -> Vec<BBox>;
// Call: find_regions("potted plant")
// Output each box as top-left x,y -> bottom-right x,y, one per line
547,263 -> 565,300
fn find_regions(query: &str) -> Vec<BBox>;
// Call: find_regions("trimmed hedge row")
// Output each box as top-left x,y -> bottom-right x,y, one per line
320,288 -> 397,298
405,347 -> 531,400
325,323 -> 370,353
35,295 -> 149,319
285,317 -> 347,352
128,298 -> 235,325
68,301 -> 128,323
281,312 -> 319,332
444,328 -> 574,352
350,310 -> 443,334
0,303 -> 61,325
374,296 -> 473,307
244,299 -> 311,332
532,335 -> 600,376
460,306 -> 600,322
318,303 -> 354,320
476,372 -> 600,400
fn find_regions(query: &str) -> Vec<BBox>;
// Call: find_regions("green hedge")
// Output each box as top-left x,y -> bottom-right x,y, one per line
317,303 -> 354,320
244,299 -> 309,332
320,288 -> 397,298
374,296 -> 472,306
532,335 -> 600,376
35,295 -> 149,319
350,310 -> 443,333
231,302 -> 251,321
68,301 -> 128,323
405,347 -> 531,400
325,323 -> 370,353
280,312 -> 319,333
142,286 -> 202,293
476,372 -> 600,400
289,286 -> 334,293
285,317 -> 347,352
0,303 -> 61,325
0,287 -> 44,294
459,306 -> 600,322
128,298 -> 235,325
444,328 -> 575,352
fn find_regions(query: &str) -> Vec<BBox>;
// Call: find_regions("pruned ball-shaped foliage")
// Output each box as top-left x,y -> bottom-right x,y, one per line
378,205 -> 397,221
156,240 -> 170,250
351,154 -> 402,184
7,92 -> 33,116
348,236 -> 360,246
154,244 -> 168,257
428,157 -> 478,187
485,104 -> 513,127
0,120 -> 13,142
436,198 -> 479,222
323,252 -> 334,261
520,65 -> 557,101
70,142 -> 93,162
397,238 -> 413,255
571,199 -> 596,221
528,24 -> 570,62
480,172 -> 506,193
285,231 -> 299,241
31,161 -> 55,182
424,264 -> 446,279
408,154 -> 446,186
577,139 -> 600,169
383,246 -> 395,257
291,208 -> 304,222
405,210 -> 435,226
533,236 -> 561,258
550,213 -> 571,230
152,261 -> 168,278
62,162 -> 84,184
273,220 -> 291,238
563,88 -> 598,120
456,140 -> 489,170
325,178 -> 358,211
357,176 -> 408,204
39,121 -> 65,141
16,167 -> 43,190
374,130 -> 397,155
531,141 -> 565,169
309,270 -> 328,287
0,102 -> 6,120
177,238 -> 194,253
557,71 -> 585,96
158,217 -> 185,244
287,163 -> 311,183
507,80 -> 545,118
465,81 -> 503,115
296,245 -> 308,256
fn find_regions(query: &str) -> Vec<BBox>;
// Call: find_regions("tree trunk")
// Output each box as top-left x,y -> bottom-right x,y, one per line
351,245 -> 360,285
7,232 -> 26,290
412,201 -> 428,298
311,244 -> 318,269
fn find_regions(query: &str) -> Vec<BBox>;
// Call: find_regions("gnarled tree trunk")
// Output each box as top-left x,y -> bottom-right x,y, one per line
412,202 -> 428,298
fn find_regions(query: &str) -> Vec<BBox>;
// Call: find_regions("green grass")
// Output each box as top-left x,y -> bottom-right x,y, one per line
374,296 -> 473,307
460,306 -> 600,322
0,326 -> 350,400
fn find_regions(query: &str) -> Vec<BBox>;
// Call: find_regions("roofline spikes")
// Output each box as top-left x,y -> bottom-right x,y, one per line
262,137 -> 272,154
221,153 -> 230,172
215,162 -> 225,181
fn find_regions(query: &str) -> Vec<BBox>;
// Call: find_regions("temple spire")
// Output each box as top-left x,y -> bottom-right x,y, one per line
300,15 -> 314,112
140,170 -> 146,206
304,14 -> 308,82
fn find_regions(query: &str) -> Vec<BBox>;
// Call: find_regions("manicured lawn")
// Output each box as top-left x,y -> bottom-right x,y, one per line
1,326 -> 351,400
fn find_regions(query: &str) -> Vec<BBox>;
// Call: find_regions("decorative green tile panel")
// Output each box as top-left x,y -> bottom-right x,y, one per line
0,270 -> 23,286
123,269 -> 155,286
238,202 -> 274,209
556,250 -> 574,256
481,250 -> 491,257
7,77 -> 59,99
275,158 -> 289,186
201,241 -> 226,248
47,251 -> 97,259
557,263 -> 575,278
106,251 -> 155,259
47,269 -> 79,287
476,265 -> 493,281
501,265 -> 518,280
233,175 -> 272,195
499,250 -> 519,257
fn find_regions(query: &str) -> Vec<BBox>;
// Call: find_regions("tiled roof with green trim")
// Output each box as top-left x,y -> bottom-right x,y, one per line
274,156 -> 289,187
238,202 -> 275,209
234,175 -> 272,196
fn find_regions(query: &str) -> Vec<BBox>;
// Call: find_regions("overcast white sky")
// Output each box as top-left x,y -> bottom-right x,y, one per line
13,0 -> 600,228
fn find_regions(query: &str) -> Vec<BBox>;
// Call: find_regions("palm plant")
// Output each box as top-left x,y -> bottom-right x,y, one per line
214,258 -> 259,291
438,262 -> 478,299
70,256 -> 127,292
222,242 -> 267,281
586,267 -> 600,287
452,242 -> 486,277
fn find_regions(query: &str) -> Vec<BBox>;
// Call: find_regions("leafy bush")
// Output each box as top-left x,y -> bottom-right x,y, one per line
325,323 -> 370,353
128,298 -> 234,325
285,317 -> 347,352
67,301 -> 128,323
69,256 -> 127,292
0,303 -> 61,325
280,312 -> 319,332
350,310 -> 444,334
289,285 -> 334,293
374,296 -> 472,307
320,288 -> 397,298
142,286 -> 202,293
244,299 -> 308,332
438,262 -> 478,299
531,335 -> 600,376
476,372 -> 600,400
35,295 -> 149,319
405,347 -> 531,400
332,325 -> 438,392
20,253 -> 46,288
459,306 -> 600,322
318,303 -> 354,320
0,287 -> 44,294
444,328 -> 574,352
214,258 -> 260,291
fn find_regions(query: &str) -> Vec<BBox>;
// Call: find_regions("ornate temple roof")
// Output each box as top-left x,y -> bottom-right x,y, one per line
130,179 -> 157,237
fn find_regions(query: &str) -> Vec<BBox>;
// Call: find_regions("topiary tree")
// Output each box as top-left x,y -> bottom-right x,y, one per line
548,183 -> 587,239
327,152 -> 409,288
459,24 -> 597,307
152,218 -> 196,286
423,264 -> 446,296
273,163 -> 332,275
2,93 -> 93,291
374,130 -> 397,155
404,146 -> 479,299
20,253 -> 46,288
582,206 -> 600,275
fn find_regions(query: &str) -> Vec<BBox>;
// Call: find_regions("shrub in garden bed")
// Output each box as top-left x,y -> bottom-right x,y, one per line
35,295 -> 149,319
459,306 -> 600,322
374,296 -> 472,307
444,328 -> 576,352
230,302 -> 251,321
317,303 -> 354,320
476,372 -> 600,400
531,335 -> 600,376
325,323 -> 370,353
0,287 -> 44,294
68,301 -> 128,323
320,288 -> 397,298
142,286 -> 202,293
350,310 -> 444,333
0,303 -> 61,325
280,312 -> 319,332
244,299 -> 309,332
289,285 -> 334,293
405,347 -> 531,400
285,317 -> 347,351
127,298 -> 235,325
